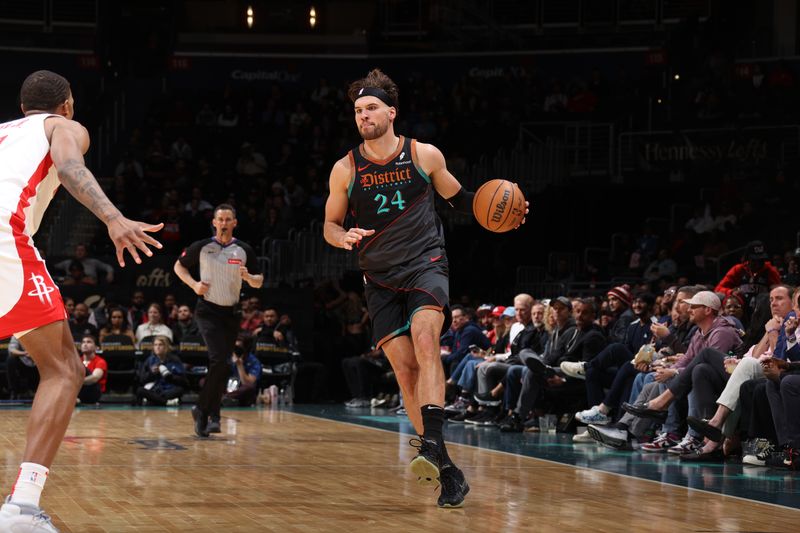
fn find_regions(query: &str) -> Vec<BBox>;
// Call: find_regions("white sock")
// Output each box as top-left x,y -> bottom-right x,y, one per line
9,463 -> 48,508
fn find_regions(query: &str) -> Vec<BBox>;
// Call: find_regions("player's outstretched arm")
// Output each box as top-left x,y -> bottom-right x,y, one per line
48,117 -> 163,266
324,156 -> 374,250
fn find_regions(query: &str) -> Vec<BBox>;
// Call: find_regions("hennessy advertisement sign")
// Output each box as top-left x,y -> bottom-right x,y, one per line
643,138 -> 768,165
621,127 -> 798,173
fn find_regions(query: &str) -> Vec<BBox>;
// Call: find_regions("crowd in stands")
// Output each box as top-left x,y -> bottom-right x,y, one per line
1,285 -> 302,414
336,237 -> 800,470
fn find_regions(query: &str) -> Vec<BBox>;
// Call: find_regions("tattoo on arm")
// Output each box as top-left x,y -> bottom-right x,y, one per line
57,159 -> 121,224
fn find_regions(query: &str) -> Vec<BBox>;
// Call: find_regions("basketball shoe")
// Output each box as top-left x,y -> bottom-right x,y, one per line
409,437 -> 442,486
0,497 -> 59,532
437,464 -> 470,508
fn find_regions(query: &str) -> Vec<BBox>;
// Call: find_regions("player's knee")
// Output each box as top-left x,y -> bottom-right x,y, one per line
411,329 -> 438,359
394,364 -> 419,388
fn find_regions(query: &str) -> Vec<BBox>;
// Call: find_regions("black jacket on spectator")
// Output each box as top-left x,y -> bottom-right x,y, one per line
658,320 -> 696,355
172,319 -> 201,344
513,320 -> 564,366
607,308 -> 635,344
545,323 -> 608,367
542,318 -> 577,364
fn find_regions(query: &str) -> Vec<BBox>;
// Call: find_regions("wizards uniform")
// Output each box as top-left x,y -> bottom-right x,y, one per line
346,136 -> 451,348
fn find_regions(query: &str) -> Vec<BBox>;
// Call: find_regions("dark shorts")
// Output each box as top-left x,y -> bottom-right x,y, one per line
364,254 -> 451,349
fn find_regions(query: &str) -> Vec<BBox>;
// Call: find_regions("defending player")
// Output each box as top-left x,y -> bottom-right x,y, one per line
0,71 -> 162,532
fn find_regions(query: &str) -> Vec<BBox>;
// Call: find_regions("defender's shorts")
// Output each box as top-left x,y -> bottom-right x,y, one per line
0,234 -> 66,338
364,253 -> 451,349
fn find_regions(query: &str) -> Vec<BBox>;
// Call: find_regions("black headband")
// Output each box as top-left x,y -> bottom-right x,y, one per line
354,87 -> 396,108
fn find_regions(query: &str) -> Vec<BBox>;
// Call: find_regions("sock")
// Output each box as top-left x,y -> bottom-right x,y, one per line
440,441 -> 454,467
421,404 -> 445,445
9,463 -> 48,508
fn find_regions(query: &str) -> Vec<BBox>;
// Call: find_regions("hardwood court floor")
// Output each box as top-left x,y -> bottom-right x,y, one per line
0,406 -> 798,532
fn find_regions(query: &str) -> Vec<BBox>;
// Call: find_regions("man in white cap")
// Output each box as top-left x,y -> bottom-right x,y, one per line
621,291 -> 742,438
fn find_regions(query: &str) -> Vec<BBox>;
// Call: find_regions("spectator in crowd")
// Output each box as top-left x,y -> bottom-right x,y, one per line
715,240 -> 781,310
721,293 -> 746,330
239,296 -> 264,334
211,338 -> 263,432
500,299 -> 606,432
679,285 -> 796,460
470,294 -> 549,424
564,292 -> 656,427
171,304 -> 201,344
620,291 -> 744,454
70,302 -> 99,342
78,336 -> 107,405
163,293 -> 178,326
60,261 -> 96,286
442,306 -> 491,375
255,307 -> 294,347
127,290 -> 147,331
605,285 -> 635,343
135,336 -> 187,406
6,336 -> 38,400
762,349 -> 800,469
98,307 -> 136,345
55,243 -> 114,284
236,142 -> 268,177
135,303 -> 174,346
342,347 -> 393,408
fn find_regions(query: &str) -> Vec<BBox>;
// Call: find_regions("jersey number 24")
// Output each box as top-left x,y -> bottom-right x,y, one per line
374,191 -> 406,214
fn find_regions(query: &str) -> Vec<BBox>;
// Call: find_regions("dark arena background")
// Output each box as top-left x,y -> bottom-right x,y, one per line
1,1 -> 800,531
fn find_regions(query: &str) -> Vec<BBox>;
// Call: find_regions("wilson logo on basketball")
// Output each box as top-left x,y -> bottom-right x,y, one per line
491,189 -> 511,223
360,168 -> 412,188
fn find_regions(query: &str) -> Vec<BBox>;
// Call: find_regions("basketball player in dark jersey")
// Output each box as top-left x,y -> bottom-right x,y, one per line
324,69 -> 525,508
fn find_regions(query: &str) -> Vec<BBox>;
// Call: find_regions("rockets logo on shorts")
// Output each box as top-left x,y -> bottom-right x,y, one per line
27,273 -> 56,305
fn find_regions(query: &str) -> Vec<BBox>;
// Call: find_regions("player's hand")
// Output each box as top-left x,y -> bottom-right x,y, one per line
107,217 -> 163,267
194,280 -> 210,296
341,227 -> 375,250
513,195 -> 530,230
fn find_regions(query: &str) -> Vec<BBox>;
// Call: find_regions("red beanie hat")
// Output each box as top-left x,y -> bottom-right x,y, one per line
607,285 -> 633,307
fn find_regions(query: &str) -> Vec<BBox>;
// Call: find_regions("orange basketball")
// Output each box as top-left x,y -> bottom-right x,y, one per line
472,179 -> 526,232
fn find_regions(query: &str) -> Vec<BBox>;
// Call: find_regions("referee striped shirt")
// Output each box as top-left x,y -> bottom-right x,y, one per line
178,238 -> 259,307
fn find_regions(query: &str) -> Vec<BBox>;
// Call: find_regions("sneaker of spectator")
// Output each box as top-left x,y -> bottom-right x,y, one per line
444,396 -> 470,416
667,434 -> 703,455
448,408 -> 479,423
345,397 -> 370,408
560,360 -> 586,380
523,416 -> 540,432
587,423 -> 636,451
499,412 -> 524,433
465,407 -> 500,425
764,445 -> 799,469
473,391 -> 502,407
575,405 -> 610,425
640,432 -> 681,453
742,440 -> 777,466
573,430 -> 595,443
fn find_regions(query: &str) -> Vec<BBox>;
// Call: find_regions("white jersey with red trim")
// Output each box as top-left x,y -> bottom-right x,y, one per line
0,113 -> 64,329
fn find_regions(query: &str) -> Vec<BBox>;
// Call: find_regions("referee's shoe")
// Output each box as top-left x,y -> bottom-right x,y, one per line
192,405 -> 210,438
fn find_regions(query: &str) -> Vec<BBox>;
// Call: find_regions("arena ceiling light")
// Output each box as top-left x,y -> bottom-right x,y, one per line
246,5 -> 254,29
309,6 -> 317,29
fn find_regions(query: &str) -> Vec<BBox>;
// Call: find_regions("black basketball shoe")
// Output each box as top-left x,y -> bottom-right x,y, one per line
192,405 -> 209,438
437,464 -> 470,508
409,437 -> 443,486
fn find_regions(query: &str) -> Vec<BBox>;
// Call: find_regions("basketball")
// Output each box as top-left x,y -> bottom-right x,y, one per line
472,179 -> 526,232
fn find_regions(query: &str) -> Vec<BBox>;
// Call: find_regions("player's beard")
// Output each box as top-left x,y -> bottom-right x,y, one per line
359,120 -> 389,141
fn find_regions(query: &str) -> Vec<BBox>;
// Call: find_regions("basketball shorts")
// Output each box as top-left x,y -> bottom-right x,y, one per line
0,233 -> 66,338
364,253 -> 451,349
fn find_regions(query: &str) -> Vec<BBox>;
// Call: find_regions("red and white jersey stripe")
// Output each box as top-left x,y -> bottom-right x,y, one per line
0,113 -> 63,323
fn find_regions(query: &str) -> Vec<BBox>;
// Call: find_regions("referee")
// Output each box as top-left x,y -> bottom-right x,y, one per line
174,204 -> 263,437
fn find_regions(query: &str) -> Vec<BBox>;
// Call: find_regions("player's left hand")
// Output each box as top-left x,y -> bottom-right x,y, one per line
513,193 -> 530,230
108,218 -> 163,267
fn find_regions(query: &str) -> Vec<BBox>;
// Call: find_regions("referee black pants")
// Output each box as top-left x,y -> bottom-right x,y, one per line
195,299 -> 239,416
